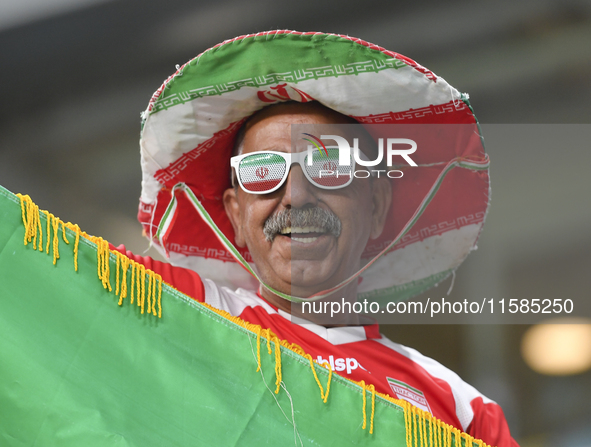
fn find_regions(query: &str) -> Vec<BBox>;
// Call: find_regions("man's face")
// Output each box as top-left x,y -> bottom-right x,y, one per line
223,103 -> 391,304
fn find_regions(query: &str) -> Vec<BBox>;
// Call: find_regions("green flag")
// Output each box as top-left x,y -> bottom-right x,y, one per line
0,185 -> 486,447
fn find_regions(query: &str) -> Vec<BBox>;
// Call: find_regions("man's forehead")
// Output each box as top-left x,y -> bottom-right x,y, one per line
240,102 -> 371,153
246,102 -> 357,127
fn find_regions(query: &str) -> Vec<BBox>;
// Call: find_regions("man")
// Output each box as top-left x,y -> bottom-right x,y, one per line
222,101 -> 392,318
126,30 -> 517,446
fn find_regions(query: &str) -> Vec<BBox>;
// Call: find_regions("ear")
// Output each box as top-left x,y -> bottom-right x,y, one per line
223,187 -> 246,248
369,177 -> 392,240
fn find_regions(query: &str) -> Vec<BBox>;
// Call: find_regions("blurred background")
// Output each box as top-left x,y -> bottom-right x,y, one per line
0,0 -> 590,445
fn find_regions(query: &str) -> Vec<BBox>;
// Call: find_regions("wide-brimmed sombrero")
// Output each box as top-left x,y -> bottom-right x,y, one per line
138,30 -> 489,304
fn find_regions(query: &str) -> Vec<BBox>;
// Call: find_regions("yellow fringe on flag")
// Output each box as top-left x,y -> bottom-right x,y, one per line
361,380 -> 368,430
15,193 -> 492,447
16,194 -> 162,319
369,383 -> 376,434
359,380 -> 377,434
191,288 -> 493,447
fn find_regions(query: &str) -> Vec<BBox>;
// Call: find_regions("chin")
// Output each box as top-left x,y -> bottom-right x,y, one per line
289,275 -> 343,299
259,268 -> 333,299
252,243 -> 348,298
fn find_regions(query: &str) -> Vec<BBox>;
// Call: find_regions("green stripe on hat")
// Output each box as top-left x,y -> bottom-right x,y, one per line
151,32 -> 408,114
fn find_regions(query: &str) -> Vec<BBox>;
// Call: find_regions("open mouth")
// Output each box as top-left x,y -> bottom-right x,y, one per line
279,226 -> 327,244
264,207 -> 341,243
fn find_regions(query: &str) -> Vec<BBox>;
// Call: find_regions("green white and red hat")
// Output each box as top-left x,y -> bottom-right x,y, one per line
138,30 -> 490,304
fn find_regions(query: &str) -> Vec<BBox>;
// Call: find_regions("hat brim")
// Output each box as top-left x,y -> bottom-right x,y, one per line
138,30 -> 489,303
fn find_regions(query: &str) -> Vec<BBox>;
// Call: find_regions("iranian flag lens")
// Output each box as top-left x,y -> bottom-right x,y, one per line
305,148 -> 351,188
239,153 -> 286,192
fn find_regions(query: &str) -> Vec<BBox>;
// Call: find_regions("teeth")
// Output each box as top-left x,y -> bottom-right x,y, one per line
280,226 -> 325,235
292,236 -> 319,244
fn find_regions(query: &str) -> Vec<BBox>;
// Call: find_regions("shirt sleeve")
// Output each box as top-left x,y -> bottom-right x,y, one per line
467,397 -> 520,447
110,244 -> 205,303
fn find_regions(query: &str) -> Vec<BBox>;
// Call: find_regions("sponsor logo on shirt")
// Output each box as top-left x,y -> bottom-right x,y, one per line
316,355 -> 364,374
387,377 -> 432,414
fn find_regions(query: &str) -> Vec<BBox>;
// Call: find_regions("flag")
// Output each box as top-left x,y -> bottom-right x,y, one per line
0,185 -> 486,446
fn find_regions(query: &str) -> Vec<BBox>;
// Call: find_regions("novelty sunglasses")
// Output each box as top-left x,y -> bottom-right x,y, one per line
230,147 -> 362,194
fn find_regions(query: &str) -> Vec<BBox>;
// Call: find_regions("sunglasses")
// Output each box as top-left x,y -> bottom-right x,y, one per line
230,148 -> 364,194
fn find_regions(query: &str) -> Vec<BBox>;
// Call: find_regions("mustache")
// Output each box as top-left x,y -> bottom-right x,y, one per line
263,208 -> 342,242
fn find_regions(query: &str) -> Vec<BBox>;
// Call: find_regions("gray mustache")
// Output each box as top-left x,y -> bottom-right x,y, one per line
263,208 -> 342,242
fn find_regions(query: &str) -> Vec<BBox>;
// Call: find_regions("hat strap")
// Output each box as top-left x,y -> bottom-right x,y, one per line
155,155 -> 489,303
305,156 -> 489,300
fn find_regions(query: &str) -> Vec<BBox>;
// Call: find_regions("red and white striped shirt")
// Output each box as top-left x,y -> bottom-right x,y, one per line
115,246 -> 518,447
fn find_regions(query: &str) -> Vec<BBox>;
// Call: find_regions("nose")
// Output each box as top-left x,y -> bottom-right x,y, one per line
280,165 -> 318,209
